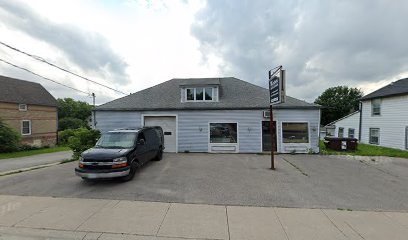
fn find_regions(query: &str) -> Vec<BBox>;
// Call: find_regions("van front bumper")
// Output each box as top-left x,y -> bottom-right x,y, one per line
75,167 -> 130,179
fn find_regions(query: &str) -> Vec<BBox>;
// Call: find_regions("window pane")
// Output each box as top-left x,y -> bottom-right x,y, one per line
186,89 -> 194,101
369,128 -> 379,144
372,99 -> 381,115
210,123 -> 237,143
22,121 -> 30,134
282,123 -> 309,143
196,88 -> 204,100
205,88 -> 213,100
338,128 -> 344,137
348,128 -> 355,138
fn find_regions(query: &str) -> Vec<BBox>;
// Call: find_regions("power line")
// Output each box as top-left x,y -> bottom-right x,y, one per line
0,40 -> 128,95
0,58 -> 91,96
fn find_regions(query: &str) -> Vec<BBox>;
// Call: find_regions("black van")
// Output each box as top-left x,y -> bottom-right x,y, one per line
75,127 -> 164,181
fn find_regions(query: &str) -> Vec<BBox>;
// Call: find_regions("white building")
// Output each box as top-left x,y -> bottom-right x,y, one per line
94,77 -> 321,153
327,78 -> 408,150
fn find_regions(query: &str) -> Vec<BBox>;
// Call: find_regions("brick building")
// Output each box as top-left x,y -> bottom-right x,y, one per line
0,75 -> 58,147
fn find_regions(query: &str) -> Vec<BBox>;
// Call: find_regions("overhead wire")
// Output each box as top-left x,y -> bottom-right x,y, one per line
0,58 -> 91,96
0,40 -> 128,95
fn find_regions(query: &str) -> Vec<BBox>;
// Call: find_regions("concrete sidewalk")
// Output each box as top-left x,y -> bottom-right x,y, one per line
0,151 -> 72,174
0,195 -> 407,239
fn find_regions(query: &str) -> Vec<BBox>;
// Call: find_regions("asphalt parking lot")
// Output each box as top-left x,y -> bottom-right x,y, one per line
0,153 -> 408,211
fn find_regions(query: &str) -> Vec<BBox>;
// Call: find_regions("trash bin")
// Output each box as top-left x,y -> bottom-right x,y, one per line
324,137 -> 358,151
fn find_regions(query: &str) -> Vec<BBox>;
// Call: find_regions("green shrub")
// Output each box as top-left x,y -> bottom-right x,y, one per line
0,119 -> 21,153
18,144 -> 40,151
58,117 -> 87,131
58,129 -> 76,146
67,128 -> 101,159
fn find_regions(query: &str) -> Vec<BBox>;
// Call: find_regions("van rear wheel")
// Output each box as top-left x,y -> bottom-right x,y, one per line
153,147 -> 163,161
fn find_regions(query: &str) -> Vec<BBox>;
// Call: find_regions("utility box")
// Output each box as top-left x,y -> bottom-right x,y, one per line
324,137 -> 358,151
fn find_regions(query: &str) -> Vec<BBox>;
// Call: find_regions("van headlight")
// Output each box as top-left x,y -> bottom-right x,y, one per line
113,157 -> 127,164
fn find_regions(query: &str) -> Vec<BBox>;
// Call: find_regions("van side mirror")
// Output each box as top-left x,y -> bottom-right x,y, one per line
137,139 -> 145,145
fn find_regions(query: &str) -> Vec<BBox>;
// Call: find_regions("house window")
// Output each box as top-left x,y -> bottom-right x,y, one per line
405,127 -> 408,150
338,127 -> 344,138
210,123 -> 237,143
348,128 -> 355,138
371,99 -> 381,116
282,122 -> 309,143
19,104 -> 27,111
369,128 -> 380,145
185,88 -> 213,101
21,120 -> 31,135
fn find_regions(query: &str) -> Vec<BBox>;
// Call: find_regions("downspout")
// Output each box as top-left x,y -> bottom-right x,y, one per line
358,101 -> 362,141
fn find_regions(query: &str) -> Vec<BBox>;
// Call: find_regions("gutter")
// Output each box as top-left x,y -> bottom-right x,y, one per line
358,102 -> 362,141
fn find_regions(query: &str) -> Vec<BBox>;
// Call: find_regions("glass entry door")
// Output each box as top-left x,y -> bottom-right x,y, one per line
262,121 -> 277,151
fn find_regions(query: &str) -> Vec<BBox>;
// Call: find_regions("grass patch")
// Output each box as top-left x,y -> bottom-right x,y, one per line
0,146 -> 70,160
320,140 -> 408,159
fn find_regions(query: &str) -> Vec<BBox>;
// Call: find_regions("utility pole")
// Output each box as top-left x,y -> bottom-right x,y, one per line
92,93 -> 96,129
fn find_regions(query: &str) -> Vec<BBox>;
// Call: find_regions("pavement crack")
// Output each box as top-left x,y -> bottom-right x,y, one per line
281,157 -> 309,177
321,209 -> 348,238
344,220 -> 366,239
156,202 -> 171,236
225,206 -> 231,240
273,208 -> 289,240
74,200 -> 118,231
358,160 -> 399,179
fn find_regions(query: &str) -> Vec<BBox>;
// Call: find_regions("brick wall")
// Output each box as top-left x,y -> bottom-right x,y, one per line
0,102 -> 57,147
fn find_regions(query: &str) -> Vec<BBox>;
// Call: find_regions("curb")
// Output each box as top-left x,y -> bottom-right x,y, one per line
0,160 -> 74,177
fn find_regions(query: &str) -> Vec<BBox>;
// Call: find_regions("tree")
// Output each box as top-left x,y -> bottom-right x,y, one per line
57,98 -> 93,130
57,98 -> 92,121
0,118 -> 21,153
67,128 -> 101,159
58,117 -> 87,131
314,86 -> 364,126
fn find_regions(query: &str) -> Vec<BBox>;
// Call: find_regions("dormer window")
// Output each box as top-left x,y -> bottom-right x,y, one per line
186,87 -> 213,102
19,104 -> 27,111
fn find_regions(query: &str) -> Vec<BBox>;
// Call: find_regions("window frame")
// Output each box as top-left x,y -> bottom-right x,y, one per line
405,127 -> 408,150
19,103 -> 27,111
371,99 -> 381,116
348,128 -> 355,138
338,127 -> 344,138
281,122 -> 309,144
21,120 -> 31,135
185,87 -> 214,102
369,128 -> 380,145
209,122 -> 238,144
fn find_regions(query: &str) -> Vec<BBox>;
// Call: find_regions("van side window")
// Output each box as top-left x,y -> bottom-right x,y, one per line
137,132 -> 146,142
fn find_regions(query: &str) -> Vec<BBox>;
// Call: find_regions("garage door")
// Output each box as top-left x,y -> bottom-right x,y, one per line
144,116 -> 177,152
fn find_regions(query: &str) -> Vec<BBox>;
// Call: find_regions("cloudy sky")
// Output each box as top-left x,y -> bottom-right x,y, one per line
1,0 -> 407,105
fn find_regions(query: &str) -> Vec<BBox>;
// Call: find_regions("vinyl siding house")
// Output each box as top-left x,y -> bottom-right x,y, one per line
0,75 -> 58,147
360,78 -> 408,150
327,78 -> 408,150
326,111 -> 359,138
94,77 -> 321,153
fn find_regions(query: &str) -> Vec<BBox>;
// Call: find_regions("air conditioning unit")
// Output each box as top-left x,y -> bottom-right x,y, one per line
263,110 -> 270,118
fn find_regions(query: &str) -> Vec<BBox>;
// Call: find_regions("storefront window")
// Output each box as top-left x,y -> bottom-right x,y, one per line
210,123 -> 237,143
282,122 -> 309,143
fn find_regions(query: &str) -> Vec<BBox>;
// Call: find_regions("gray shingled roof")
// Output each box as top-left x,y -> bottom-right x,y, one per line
96,77 -> 320,111
0,75 -> 57,107
361,78 -> 408,101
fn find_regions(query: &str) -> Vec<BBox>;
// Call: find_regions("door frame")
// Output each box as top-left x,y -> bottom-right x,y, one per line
141,114 -> 178,153
261,120 -> 277,152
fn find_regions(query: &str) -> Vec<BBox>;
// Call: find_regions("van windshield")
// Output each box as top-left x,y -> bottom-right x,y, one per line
95,132 -> 137,149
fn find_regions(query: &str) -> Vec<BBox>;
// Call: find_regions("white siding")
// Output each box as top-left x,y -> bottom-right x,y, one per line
94,109 -> 320,153
361,95 -> 408,150
275,109 -> 321,153
333,112 -> 360,138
